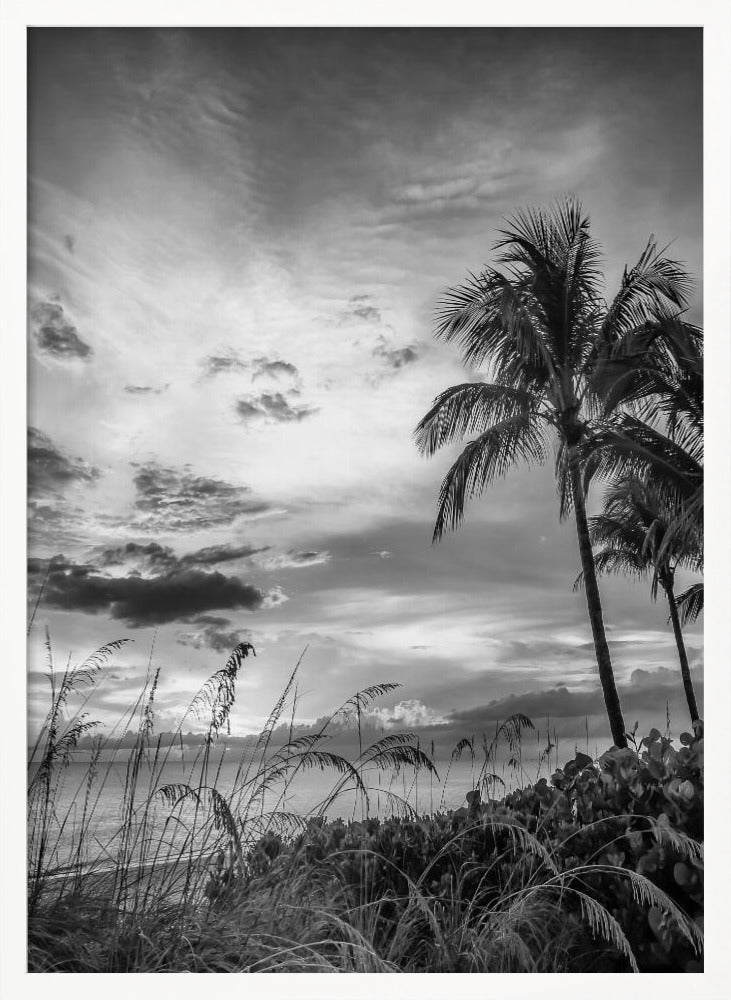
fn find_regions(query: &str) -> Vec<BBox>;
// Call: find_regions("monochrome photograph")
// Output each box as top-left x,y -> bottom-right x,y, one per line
19,22 -> 714,978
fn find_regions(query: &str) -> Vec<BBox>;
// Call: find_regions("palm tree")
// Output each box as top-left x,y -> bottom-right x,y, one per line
584,312 -> 703,565
584,315 -> 703,633
414,198 -> 693,748
580,476 -> 702,726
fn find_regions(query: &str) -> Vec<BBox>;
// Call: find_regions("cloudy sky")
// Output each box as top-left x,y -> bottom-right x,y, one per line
27,27 -> 703,748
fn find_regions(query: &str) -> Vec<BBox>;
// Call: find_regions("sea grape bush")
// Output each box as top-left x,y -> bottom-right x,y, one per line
239,728 -> 703,972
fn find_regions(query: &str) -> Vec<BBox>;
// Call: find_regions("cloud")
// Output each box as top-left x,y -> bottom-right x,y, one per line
339,295 -> 381,324
183,542 -> 269,567
261,585 -> 289,609
235,392 -> 318,423
447,669 -> 704,729
367,698 -> 447,729
201,352 -> 300,386
124,384 -> 168,395
450,686 -> 602,725
257,549 -> 330,570
392,176 -> 479,206
31,300 -> 92,360
628,665 -> 695,692
29,554 -> 267,627
380,172 -> 513,223
98,540 -> 268,574
176,615 -> 252,653
200,349 -> 248,377
28,427 -> 100,497
252,357 -> 299,381
131,462 -> 270,531
373,334 -> 419,371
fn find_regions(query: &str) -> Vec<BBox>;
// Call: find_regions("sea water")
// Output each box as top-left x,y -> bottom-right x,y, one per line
28,749 -> 556,870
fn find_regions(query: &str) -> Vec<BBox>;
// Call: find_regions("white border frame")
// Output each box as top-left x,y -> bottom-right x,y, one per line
2,3 -> 729,997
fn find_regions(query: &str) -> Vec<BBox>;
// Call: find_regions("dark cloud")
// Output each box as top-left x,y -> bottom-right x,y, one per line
628,665 -> 697,692
31,300 -> 92,360
98,540 -> 267,573
124,384 -> 168,395
176,615 -> 252,653
63,234 -> 75,253
131,462 -> 270,531
98,541 -> 175,571
448,669 -> 704,729
200,349 -> 247,377
373,335 -> 419,370
28,554 -> 265,627
252,357 -> 299,381
450,686 -> 603,725
235,392 -> 318,423
28,427 -> 100,497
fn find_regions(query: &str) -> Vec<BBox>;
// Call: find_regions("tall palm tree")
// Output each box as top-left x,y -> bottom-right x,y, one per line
414,198 -> 693,748
580,476 -> 702,726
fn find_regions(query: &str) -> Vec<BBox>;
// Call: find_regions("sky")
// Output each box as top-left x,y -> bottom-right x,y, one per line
26,27 -> 704,750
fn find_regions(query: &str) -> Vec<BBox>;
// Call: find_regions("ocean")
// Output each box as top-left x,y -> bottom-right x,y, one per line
29,748 -> 560,871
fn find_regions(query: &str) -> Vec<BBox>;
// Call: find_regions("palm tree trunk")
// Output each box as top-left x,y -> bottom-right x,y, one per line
568,452 -> 627,748
664,580 -> 700,725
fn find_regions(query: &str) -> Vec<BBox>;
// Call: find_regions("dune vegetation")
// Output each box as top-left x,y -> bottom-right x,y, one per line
27,637 -> 703,973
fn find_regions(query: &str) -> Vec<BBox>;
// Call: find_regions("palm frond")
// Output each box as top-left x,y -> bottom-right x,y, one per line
432,413 -> 548,541
601,238 -> 691,342
583,417 -> 702,504
414,382 -> 536,455
434,270 -> 556,387
675,582 -> 704,626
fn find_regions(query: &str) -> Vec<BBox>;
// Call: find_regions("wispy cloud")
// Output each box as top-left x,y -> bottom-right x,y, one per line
256,550 -> 330,570
124,384 -> 168,395
130,462 -> 270,531
339,295 -> 381,324
200,349 -> 248,377
176,614 -> 252,653
97,540 -> 268,574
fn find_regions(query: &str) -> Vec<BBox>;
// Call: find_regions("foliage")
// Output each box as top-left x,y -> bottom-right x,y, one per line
27,637 -> 703,973
241,728 -> 702,972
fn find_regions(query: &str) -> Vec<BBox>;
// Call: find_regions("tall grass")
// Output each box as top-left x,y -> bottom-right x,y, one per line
27,638 -> 434,926
27,637 -> 703,973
